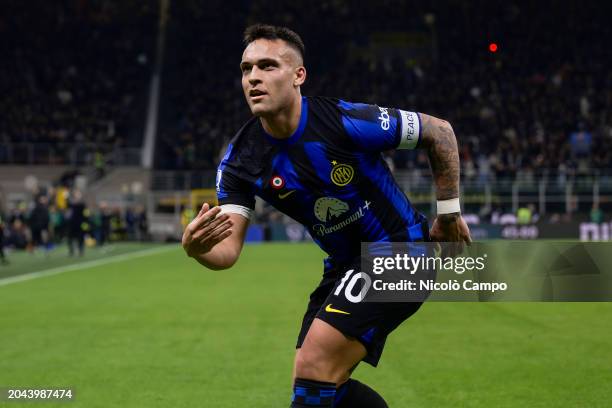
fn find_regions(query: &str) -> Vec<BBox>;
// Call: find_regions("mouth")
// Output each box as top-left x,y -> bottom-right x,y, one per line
249,89 -> 267,101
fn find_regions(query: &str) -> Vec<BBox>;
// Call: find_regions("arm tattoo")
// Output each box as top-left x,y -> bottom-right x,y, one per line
417,113 -> 460,201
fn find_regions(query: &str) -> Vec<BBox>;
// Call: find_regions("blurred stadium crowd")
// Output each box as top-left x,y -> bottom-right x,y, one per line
156,0 -> 611,181
0,0 -> 610,253
0,1 -> 155,164
0,171 -> 148,257
1,0 -> 609,177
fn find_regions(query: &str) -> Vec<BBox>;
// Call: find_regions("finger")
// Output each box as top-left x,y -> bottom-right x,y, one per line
199,220 -> 233,244
198,202 -> 210,217
453,221 -> 463,242
440,242 -> 452,258
433,241 -> 441,256
208,229 -> 233,247
209,220 -> 234,239
192,206 -> 223,230
457,241 -> 465,255
458,219 -> 472,246
448,241 -> 463,257
200,229 -> 232,249
186,208 -> 218,237
192,213 -> 230,240
200,230 -> 233,252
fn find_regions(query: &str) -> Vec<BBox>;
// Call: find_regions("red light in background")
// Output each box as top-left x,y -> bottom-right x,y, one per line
489,43 -> 498,53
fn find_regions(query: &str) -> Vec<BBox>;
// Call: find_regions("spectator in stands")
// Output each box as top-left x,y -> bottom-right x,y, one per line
67,190 -> 87,257
7,219 -> 28,250
0,208 -> 8,265
569,123 -> 593,158
49,204 -> 65,244
0,1 -> 154,165
28,195 -> 50,251
94,150 -> 107,181
90,204 -> 103,246
135,205 -> 148,242
100,202 -> 112,245
125,207 -> 136,241
590,203 -> 604,224
110,207 -> 126,241
150,0 -> 612,189
517,204 -> 538,225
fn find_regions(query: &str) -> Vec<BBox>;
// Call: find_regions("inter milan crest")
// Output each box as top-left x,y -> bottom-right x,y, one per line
330,160 -> 354,186
270,175 -> 285,189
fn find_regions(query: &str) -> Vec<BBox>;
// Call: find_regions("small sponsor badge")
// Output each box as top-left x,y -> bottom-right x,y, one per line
270,175 -> 285,189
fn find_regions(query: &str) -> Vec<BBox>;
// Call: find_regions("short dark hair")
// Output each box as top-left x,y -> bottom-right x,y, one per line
243,24 -> 305,62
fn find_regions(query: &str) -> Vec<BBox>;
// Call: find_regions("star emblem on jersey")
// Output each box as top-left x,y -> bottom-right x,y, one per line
270,175 -> 285,189
330,161 -> 354,186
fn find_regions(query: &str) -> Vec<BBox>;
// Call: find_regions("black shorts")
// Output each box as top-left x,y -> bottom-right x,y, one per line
31,228 -> 46,246
296,256 -> 425,367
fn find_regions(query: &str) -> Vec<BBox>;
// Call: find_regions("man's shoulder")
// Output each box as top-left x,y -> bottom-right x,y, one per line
220,117 -> 274,178
305,95 -> 342,113
303,95 -> 348,136
306,95 -> 340,104
229,116 -> 260,145
306,95 -> 380,123
223,116 -> 268,159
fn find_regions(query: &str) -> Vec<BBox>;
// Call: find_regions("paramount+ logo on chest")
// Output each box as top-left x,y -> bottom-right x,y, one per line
311,197 -> 372,237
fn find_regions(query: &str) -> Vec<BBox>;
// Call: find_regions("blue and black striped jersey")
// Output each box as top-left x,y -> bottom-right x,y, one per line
216,96 -> 428,262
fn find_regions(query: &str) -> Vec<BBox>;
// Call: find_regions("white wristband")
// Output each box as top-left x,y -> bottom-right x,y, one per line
219,204 -> 253,220
437,198 -> 460,215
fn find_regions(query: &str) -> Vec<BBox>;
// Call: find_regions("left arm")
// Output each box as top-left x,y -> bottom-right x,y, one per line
418,113 -> 460,202
417,113 -> 471,245
337,102 -> 471,244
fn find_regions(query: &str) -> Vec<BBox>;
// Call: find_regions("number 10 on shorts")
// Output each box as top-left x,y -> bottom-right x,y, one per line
334,269 -> 372,303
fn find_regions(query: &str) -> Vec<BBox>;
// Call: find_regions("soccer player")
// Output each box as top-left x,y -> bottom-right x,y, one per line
0,208 -> 8,265
67,190 -> 87,257
182,24 -> 472,407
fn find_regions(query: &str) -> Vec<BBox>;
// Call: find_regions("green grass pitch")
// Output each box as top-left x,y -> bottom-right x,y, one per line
1,242 -> 611,407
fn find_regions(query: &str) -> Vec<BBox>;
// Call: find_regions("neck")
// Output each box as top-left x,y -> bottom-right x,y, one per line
260,96 -> 302,139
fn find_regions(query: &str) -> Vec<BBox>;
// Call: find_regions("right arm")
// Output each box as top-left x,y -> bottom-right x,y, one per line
182,203 -> 250,270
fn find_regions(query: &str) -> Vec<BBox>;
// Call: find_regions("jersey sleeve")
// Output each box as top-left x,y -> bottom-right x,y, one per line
337,99 -> 421,151
215,144 -> 255,210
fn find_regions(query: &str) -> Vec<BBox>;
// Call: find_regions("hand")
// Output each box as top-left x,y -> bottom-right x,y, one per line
182,203 -> 233,258
430,213 -> 472,257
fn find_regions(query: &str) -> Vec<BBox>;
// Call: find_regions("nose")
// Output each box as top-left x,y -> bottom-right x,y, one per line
247,66 -> 262,86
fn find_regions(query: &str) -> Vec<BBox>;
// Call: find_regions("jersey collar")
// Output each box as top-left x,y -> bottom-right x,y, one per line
263,96 -> 308,146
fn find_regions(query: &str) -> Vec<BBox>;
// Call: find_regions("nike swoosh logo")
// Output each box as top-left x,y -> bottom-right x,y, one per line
278,190 -> 296,199
325,304 -> 350,315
